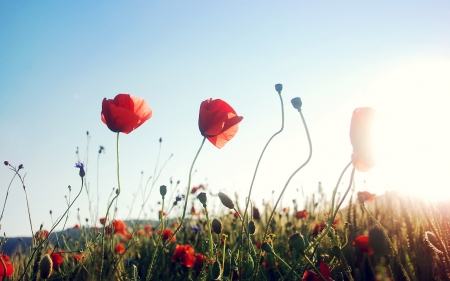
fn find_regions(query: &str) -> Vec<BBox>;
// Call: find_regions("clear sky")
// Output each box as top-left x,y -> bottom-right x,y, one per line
1,1 -> 450,237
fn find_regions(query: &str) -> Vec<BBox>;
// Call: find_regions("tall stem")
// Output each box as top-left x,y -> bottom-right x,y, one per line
254,109 -> 311,280
241,92 -> 284,244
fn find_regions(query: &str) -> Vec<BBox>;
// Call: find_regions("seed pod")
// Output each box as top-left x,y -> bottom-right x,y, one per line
218,192 -> 234,209
291,97 -> 302,110
289,233 -> 306,253
248,221 -> 256,235
40,254 -> 53,279
197,192 -> 207,205
211,260 -> 221,280
159,185 -> 167,198
261,242 -> 273,254
211,218 -> 222,235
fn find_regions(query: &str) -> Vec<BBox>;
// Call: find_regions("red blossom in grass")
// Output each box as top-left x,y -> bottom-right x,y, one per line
112,220 -> 127,235
35,230 -> 50,241
198,98 -> 243,149
158,229 -> 176,243
354,235 -> 374,255
74,254 -> 83,263
255,241 -> 262,249
191,186 -> 200,194
159,210 -> 167,217
0,254 -> 14,279
114,243 -> 125,255
99,217 -> 107,225
296,210 -> 309,219
172,244 -> 196,268
357,191 -> 376,202
312,222 -> 325,235
144,225 -> 152,233
233,212 -> 239,219
137,230 -> 145,237
73,224 -> 80,229
350,107 -> 376,172
50,251 -> 64,270
302,261 -> 334,281
194,254 -> 213,276
101,94 -> 152,134
333,219 -> 339,227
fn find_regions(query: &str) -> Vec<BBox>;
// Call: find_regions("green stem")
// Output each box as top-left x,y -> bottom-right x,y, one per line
255,109 -> 312,280
241,92 -> 284,245
271,252 -> 302,280
204,205 -> 214,260
361,202 -> 411,281
99,132 -> 121,280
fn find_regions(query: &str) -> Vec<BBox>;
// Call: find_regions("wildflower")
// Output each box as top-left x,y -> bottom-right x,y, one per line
74,161 -> 85,178
3,161 -> 9,166
296,210 -> 309,219
98,146 -> 105,154
354,235 -> 374,255
357,191 -> 376,202
198,98 -> 243,149
350,107 -> 376,171
144,225 -> 152,233
312,222 -> 324,235
191,186 -> 200,194
302,261 -> 334,281
253,206 -> 260,220
74,254 -> 83,263
158,229 -> 176,243
172,244 -> 196,267
50,251 -> 64,270
114,243 -> 125,255
73,224 -> 80,229
125,258 -> 138,266
18,164 -> 24,170
0,254 -> 14,279
101,94 -> 152,134
112,219 -> 127,235
35,229 -> 50,241
190,225 -> 202,233
233,212 -> 239,219
158,210 -> 167,217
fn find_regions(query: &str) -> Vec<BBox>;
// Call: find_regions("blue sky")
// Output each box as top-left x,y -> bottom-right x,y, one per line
1,1 -> 450,236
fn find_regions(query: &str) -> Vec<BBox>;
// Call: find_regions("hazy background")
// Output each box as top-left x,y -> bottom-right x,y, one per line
1,1 -> 450,237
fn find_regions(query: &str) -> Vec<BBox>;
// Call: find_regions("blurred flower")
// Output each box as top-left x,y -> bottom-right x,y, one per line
295,210 -> 309,219
114,243 -> 125,255
74,161 -> 85,178
191,186 -> 200,194
218,192 -> 235,209
35,230 -> 50,241
302,261 -> 334,281
172,244 -> 195,267
357,191 -> 376,202
354,235 -> 374,255
0,254 -> 14,279
112,220 -> 128,236
253,207 -> 260,220
313,222 -> 325,236
50,251 -> 64,270
101,94 -> 152,134
333,219 -> 339,227
158,229 -> 176,243
233,212 -> 239,219
99,217 -> 107,225
144,225 -> 152,233
350,107 -> 376,172
98,145 -> 105,154
191,225 -> 202,233
198,98 -> 243,149
125,258 -> 138,266
73,224 -> 80,229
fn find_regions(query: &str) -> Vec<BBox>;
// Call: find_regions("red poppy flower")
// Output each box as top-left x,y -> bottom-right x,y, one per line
313,222 -> 325,235
194,254 -> 214,276
35,229 -> 50,241
111,220 -> 127,235
50,251 -> 64,270
99,217 -> 107,225
73,224 -> 80,229
354,235 -> 374,255
114,243 -> 125,255
302,261 -> 334,281
172,244 -> 196,267
74,254 -> 83,263
101,94 -> 152,134
233,212 -> 239,219
0,254 -> 14,279
357,191 -> 376,202
296,210 -> 309,219
158,229 -> 176,242
198,98 -> 243,149
144,225 -> 152,233
350,107 -> 375,172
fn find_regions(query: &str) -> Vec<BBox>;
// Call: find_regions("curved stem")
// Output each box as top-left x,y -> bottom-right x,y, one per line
361,202 -> 411,281
0,173 -> 17,221
255,109 -> 311,280
204,206 -> 214,260
271,251 -> 303,280
241,92 -> 284,244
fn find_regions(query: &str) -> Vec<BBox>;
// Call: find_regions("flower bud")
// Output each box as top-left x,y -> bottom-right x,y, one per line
248,221 -> 256,235
358,195 -> 366,204
275,84 -> 283,93
211,218 -> 222,234
18,164 -> 24,170
40,254 -> 53,279
218,192 -> 235,209
197,192 -> 207,205
3,161 -> 9,166
160,185 -> 167,198
211,260 -> 221,279
261,242 -> 273,254
291,97 -> 302,110
331,245 -> 341,258
289,233 -> 306,253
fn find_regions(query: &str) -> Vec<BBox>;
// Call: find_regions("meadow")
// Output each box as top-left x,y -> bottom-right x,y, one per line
1,88 -> 449,281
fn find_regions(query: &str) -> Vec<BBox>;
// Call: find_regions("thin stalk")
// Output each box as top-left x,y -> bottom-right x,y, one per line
255,109 -> 312,280
204,206 -> 214,260
0,173 -> 17,221
240,92 -> 284,245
